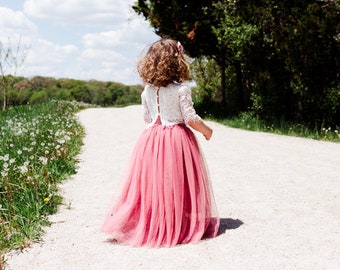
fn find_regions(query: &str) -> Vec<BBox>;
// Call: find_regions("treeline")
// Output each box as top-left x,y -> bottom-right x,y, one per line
2,76 -> 143,107
134,0 -> 340,127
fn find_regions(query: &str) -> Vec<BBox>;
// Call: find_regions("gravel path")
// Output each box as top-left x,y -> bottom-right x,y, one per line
5,105 -> 340,270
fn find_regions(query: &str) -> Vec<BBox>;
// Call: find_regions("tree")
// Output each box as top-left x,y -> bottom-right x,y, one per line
212,1 -> 259,112
234,0 -> 340,125
190,57 -> 221,103
0,37 -> 30,110
134,0 -> 340,126
133,0 -> 230,103
133,1 -> 261,107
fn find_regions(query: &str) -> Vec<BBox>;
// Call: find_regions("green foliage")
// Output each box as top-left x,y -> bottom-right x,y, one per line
133,0 -> 218,57
232,0 -> 340,126
215,111 -> 340,142
0,37 -> 30,111
2,76 -> 143,108
213,2 -> 259,61
0,100 -> 89,252
322,84 -> 340,123
29,90 -> 49,104
190,58 -> 221,103
135,0 -> 340,127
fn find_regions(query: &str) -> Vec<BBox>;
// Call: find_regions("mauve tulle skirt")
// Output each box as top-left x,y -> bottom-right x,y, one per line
101,121 -> 219,247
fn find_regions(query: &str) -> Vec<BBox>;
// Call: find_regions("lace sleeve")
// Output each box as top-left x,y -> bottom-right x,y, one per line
179,86 -> 202,125
141,93 -> 151,124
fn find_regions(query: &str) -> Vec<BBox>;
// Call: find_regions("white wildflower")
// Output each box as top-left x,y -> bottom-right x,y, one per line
57,139 -> 65,144
39,156 -> 48,165
19,165 -> 28,174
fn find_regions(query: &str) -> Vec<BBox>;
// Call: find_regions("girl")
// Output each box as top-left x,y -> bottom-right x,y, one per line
101,39 -> 219,247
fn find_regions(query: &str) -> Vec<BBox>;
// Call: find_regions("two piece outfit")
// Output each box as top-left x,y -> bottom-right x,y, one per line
101,83 -> 219,247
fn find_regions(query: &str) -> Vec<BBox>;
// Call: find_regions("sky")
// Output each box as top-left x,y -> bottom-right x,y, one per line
0,0 -> 159,85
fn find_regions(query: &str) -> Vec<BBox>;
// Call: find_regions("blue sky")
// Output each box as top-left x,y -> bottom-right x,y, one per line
0,0 -> 159,85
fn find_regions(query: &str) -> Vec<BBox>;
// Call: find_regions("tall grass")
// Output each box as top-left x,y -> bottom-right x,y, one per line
0,100 -> 89,256
214,111 -> 340,142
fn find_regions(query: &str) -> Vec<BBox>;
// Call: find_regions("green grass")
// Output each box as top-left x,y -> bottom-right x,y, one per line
213,111 -> 340,142
0,100 -> 90,257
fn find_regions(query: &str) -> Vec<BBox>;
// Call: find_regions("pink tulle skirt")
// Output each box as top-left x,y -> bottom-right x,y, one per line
101,121 -> 219,247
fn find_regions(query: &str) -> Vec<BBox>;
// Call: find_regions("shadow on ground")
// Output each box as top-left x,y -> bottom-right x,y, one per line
218,218 -> 244,235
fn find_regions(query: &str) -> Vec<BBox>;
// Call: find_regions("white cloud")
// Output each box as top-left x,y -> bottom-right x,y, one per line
22,38 -> 79,78
82,19 -> 158,55
75,49 -> 137,83
27,39 -> 78,65
24,0 -> 129,25
78,17 -> 159,83
0,7 -> 37,38
82,31 -> 120,49
81,48 -> 126,65
0,1 -> 160,84
21,18 -> 158,83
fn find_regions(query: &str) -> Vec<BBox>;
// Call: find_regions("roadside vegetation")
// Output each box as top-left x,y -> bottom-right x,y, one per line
215,111 -> 340,142
194,102 -> 340,143
0,100 -> 89,262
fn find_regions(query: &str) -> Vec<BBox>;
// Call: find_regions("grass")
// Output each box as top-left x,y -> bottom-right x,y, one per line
213,111 -> 340,142
0,100 -> 90,261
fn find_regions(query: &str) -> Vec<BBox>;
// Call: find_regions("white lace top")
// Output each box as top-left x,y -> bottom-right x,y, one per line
141,83 -> 202,127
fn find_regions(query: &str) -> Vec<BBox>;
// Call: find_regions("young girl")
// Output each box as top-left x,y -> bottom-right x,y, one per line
101,39 -> 219,247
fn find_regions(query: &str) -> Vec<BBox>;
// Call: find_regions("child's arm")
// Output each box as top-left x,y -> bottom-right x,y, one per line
179,86 -> 213,140
188,120 -> 213,140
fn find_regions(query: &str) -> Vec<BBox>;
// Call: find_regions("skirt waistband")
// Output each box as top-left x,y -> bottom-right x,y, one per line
152,119 -> 186,128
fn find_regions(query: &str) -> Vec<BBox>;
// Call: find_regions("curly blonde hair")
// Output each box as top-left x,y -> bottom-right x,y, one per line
137,39 -> 191,87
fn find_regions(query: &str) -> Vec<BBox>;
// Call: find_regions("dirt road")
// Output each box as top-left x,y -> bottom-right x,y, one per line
5,106 -> 340,269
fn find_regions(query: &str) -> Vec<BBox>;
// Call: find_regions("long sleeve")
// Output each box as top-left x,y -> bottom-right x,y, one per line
141,92 -> 152,124
179,86 -> 202,125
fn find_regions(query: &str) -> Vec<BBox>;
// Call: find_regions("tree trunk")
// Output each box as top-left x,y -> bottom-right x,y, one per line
220,59 -> 226,105
2,77 -> 7,111
234,61 -> 245,112
3,88 -> 6,111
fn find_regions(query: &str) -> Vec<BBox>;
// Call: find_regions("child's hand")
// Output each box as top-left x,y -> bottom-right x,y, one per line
188,120 -> 213,141
204,128 -> 213,141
